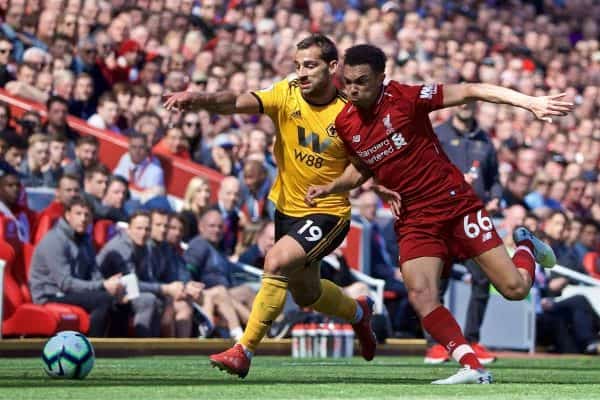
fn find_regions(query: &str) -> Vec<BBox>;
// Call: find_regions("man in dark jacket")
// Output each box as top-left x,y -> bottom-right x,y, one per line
29,196 -> 124,337
435,103 -> 503,208
238,221 -> 275,269
184,209 -> 254,340
184,209 -> 236,289
97,211 -> 179,337
147,209 -> 194,337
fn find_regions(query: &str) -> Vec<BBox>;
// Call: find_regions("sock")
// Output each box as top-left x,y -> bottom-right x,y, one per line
422,306 -> 483,370
513,245 -> 535,284
240,345 -> 253,360
308,279 -> 359,322
239,275 -> 288,353
230,327 -> 243,341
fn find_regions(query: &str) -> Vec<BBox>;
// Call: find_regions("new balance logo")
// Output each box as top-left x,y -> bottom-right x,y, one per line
419,84 -> 438,99
353,135 -> 361,143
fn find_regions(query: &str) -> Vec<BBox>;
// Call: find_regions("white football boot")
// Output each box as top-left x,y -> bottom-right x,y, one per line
431,366 -> 493,385
513,226 -> 557,268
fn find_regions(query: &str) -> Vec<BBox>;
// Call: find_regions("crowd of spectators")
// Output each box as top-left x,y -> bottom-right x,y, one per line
0,0 -> 598,350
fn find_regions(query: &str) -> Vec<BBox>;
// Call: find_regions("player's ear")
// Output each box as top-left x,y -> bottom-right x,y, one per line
328,59 -> 338,74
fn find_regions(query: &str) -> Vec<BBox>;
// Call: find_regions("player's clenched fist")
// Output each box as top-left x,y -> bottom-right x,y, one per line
305,184 -> 332,207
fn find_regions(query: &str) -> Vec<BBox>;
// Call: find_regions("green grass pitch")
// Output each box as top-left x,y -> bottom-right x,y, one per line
1,356 -> 599,400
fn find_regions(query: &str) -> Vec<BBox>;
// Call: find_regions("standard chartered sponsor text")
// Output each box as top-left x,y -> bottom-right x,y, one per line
358,139 -> 395,165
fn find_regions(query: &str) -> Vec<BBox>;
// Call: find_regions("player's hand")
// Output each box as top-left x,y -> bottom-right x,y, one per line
162,91 -> 199,112
373,184 -> 403,219
305,184 -> 332,207
527,93 -> 574,123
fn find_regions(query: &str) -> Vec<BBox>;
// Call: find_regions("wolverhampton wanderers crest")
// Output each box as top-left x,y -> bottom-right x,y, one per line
326,124 -> 337,137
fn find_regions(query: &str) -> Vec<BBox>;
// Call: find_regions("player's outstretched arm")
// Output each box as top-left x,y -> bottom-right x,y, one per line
305,161 -> 369,206
162,91 -> 261,115
442,83 -> 574,123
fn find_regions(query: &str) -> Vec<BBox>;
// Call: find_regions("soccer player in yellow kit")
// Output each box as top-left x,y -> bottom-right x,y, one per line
164,34 -> 378,378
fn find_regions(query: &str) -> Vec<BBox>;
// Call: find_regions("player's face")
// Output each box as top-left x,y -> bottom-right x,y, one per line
294,46 -> 336,97
343,64 -> 385,109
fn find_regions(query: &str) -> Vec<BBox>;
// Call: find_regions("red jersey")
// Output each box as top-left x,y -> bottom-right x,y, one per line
336,81 -> 482,216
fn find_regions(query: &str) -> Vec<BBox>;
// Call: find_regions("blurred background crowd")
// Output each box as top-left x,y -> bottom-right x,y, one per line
0,0 -> 599,357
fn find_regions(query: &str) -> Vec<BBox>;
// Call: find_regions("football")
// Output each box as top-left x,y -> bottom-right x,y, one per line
42,331 -> 95,379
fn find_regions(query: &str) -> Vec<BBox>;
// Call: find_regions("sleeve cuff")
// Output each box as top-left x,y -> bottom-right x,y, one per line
250,92 -> 264,113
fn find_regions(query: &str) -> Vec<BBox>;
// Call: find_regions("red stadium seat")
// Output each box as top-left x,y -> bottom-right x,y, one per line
1,240 -> 89,336
93,219 -> 118,251
583,252 -> 600,280
22,243 -> 35,280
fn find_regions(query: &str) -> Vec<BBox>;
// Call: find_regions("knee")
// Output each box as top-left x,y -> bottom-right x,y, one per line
407,286 -> 438,316
176,302 -> 193,320
500,280 -> 528,301
211,285 -> 228,301
263,248 -> 292,276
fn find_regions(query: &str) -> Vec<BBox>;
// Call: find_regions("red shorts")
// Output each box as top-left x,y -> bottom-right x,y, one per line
396,205 -> 503,277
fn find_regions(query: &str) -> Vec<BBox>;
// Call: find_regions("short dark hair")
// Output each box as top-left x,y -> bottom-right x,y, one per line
107,174 -> 128,188
131,84 -> 149,98
84,163 -> 110,180
548,210 -> 568,222
198,208 -> 221,223
4,131 -> 27,150
129,132 -> 147,145
49,133 -> 68,143
296,34 -> 338,63
168,212 -> 186,226
46,95 -> 69,110
582,218 -> 599,232
508,170 -> 529,183
76,135 -> 99,148
59,173 -> 80,186
524,212 -> 539,222
344,44 -> 387,74
98,92 -> 117,107
64,195 -> 92,213
150,208 -> 169,220
129,210 -> 151,224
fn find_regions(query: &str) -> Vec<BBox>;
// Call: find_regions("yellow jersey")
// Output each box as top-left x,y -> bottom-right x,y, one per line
252,78 -> 351,218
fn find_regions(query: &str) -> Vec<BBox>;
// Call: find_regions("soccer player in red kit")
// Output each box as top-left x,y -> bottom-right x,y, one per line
306,44 -> 574,384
